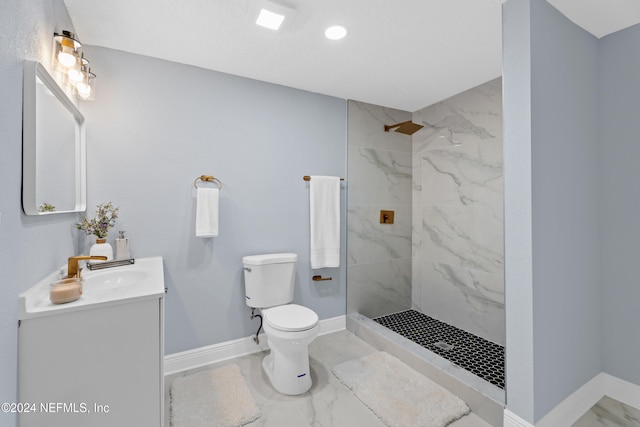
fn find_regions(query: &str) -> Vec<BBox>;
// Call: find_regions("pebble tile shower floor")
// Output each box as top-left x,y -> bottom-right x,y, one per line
374,309 -> 505,389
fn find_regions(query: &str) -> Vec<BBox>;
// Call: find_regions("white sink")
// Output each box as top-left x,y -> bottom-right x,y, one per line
84,267 -> 149,290
19,256 -> 165,320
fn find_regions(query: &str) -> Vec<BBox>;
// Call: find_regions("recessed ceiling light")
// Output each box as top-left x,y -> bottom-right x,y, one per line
325,25 -> 347,40
248,0 -> 296,32
256,8 -> 286,30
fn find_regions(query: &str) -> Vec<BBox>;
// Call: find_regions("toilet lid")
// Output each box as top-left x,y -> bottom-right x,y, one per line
264,304 -> 319,332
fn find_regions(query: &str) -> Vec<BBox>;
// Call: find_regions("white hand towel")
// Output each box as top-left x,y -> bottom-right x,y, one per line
309,176 -> 340,269
196,187 -> 219,238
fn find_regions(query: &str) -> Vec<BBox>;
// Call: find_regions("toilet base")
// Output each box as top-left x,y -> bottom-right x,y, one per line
262,349 -> 312,395
260,311 -> 319,396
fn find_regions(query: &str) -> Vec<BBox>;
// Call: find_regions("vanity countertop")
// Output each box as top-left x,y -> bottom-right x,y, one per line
19,256 -> 165,320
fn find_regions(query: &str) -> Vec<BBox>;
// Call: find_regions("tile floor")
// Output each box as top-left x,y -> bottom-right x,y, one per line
573,396 -> 640,427
165,330 -> 492,426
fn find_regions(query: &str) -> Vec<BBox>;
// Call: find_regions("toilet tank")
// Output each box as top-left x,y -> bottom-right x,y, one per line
242,253 -> 297,308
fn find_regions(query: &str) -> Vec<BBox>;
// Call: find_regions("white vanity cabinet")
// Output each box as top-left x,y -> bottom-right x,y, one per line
18,257 -> 165,427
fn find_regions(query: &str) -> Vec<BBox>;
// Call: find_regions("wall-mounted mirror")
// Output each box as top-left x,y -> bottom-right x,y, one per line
22,60 -> 86,215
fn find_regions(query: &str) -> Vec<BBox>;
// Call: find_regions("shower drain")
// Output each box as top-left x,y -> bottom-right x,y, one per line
433,341 -> 454,351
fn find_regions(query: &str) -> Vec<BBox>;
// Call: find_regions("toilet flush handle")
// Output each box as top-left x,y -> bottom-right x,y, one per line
244,267 -> 252,272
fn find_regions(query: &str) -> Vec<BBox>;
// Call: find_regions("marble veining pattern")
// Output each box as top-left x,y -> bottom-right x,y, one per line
411,254 -> 423,312
347,100 -> 414,319
347,205 -> 411,265
413,78 -> 504,346
421,139 -> 503,207
422,205 -> 504,275
165,331 -> 492,427
573,396 -> 640,427
421,262 -> 505,344
348,146 -> 412,206
413,78 -> 502,152
426,263 -> 504,310
348,100 -> 412,153
347,258 -> 412,318
348,81 -> 505,347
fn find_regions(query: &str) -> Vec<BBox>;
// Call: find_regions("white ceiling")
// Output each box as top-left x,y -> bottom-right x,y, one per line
62,0 -> 640,112
546,0 -> 640,39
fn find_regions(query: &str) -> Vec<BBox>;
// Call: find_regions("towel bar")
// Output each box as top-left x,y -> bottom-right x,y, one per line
194,175 -> 222,190
303,176 -> 344,181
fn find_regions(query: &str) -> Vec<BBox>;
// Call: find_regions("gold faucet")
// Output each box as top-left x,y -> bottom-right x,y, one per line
67,255 -> 108,278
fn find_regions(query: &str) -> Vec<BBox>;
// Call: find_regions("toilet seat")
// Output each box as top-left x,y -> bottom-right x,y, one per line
263,304 -> 318,332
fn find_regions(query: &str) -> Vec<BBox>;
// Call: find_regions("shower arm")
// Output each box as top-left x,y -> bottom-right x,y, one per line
383,120 -> 424,135
384,121 -> 411,132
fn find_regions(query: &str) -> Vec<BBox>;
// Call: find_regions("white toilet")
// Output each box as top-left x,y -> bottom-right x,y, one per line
242,253 -> 319,395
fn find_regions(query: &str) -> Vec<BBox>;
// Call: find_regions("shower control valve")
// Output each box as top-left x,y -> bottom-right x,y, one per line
380,210 -> 395,224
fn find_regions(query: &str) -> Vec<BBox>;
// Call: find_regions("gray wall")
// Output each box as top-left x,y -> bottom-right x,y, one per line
346,101 -> 413,318
412,79 -> 504,345
599,23 -> 640,385
503,0 -> 535,419
504,0 -> 602,422
80,46 -> 347,354
530,0 -> 601,420
0,2 -> 79,425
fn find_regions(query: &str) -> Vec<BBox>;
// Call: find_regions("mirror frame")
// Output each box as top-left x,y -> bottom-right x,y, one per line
22,60 -> 86,215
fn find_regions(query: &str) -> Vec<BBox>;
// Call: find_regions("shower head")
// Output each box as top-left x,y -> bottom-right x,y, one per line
384,121 -> 424,135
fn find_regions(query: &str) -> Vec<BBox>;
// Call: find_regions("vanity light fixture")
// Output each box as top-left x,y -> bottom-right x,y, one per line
249,0 -> 296,32
52,31 -> 82,71
325,25 -> 347,40
52,31 -> 96,100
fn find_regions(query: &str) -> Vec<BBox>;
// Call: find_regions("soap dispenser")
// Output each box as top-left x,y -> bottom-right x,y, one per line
115,230 -> 131,260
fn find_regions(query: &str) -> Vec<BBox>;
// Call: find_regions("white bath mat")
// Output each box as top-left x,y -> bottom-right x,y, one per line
332,351 -> 469,427
170,363 -> 261,427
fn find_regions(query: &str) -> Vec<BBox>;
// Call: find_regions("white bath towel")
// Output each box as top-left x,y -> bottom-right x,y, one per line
196,187 -> 219,237
309,176 -> 340,269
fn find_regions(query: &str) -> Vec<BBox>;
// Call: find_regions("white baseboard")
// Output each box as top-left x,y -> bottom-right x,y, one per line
604,374 -> 640,413
503,410 -> 533,427
504,372 -> 640,427
535,374 -> 604,427
317,314 -> 347,335
164,315 -> 346,375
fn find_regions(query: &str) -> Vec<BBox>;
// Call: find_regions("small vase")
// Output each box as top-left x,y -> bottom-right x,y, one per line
90,238 -> 113,261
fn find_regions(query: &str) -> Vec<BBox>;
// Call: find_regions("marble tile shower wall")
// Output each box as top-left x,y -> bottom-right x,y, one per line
347,101 -> 413,318
412,78 -> 505,345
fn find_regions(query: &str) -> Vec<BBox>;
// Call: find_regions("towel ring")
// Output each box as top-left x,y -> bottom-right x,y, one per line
194,175 -> 222,190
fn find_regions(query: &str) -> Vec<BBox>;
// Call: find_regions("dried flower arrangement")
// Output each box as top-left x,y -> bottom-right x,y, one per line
75,202 -> 119,239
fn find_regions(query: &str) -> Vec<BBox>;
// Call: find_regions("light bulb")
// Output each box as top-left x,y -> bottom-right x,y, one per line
67,68 -> 83,83
57,48 -> 77,68
53,31 -> 82,72
76,82 -> 91,99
